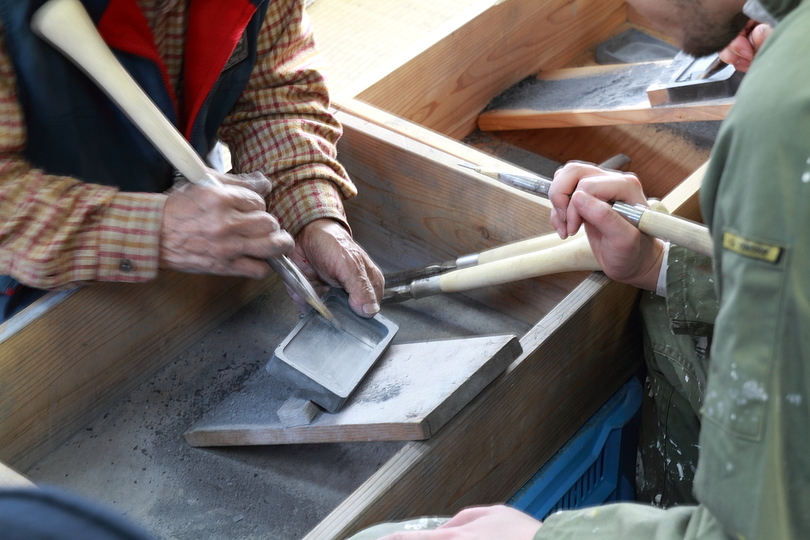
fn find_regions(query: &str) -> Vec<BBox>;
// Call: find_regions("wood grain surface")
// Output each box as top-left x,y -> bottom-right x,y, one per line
354,0 -> 628,139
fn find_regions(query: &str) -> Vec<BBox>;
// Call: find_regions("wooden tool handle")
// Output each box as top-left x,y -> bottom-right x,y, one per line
438,235 -> 599,294
613,202 -> 713,257
639,211 -> 713,256
476,230 -> 584,265
32,0 -> 214,185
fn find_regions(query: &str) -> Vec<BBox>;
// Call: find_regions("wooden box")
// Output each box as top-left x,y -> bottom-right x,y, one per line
0,1 -> 713,539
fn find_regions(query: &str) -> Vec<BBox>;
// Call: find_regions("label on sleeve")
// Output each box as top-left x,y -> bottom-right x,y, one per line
722,231 -> 782,263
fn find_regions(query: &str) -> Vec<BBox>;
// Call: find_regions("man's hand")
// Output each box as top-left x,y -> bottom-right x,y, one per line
718,20 -> 772,72
549,161 -> 665,291
159,179 -> 294,279
376,506 -> 541,540
289,218 -> 383,318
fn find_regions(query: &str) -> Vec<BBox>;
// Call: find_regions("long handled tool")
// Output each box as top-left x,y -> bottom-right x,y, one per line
384,230 -> 584,288
460,164 -> 713,257
31,0 -> 339,327
384,156 -> 629,289
383,233 -> 599,303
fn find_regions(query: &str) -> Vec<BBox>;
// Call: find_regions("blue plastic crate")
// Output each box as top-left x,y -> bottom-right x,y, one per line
508,377 -> 642,520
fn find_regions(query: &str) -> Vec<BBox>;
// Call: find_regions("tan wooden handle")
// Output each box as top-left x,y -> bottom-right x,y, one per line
31,0 -> 213,185
438,234 -> 599,293
613,202 -> 713,257
476,230 -> 584,265
637,210 -> 713,257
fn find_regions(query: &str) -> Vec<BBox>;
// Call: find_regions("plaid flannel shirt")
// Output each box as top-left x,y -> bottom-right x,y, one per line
0,0 -> 355,290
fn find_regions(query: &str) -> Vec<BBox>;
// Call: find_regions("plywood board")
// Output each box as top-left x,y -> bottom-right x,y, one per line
477,63 -> 733,130
184,334 -> 521,446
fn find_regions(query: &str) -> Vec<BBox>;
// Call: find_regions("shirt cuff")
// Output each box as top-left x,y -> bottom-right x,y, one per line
94,192 -> 166,282
656,241 -> 671,297
269,175 -> 350,238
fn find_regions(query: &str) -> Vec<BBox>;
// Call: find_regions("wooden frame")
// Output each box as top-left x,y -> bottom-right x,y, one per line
2,2 -> 713,540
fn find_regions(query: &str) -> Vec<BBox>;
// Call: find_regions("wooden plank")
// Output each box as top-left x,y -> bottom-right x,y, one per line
0,271 -> 275,470
477,63 -> 733,131
660,161 -> 708,222
313,0 -> 499,99
354,0 -> 629,139
334,99 -> 560,181
183,334 -> 521,446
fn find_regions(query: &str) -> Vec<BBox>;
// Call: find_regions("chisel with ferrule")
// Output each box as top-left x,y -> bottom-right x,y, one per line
460,163 -> 713,257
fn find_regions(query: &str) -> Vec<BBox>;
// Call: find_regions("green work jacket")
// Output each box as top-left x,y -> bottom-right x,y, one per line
537,0 -> 810,538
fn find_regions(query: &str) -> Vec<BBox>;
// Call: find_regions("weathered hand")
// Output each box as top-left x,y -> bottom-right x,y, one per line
549,161 -> 665,291
288,218 -> 383,317
718,21 -> 772,73
159,181 -> 293,278
376,505 -> 541,540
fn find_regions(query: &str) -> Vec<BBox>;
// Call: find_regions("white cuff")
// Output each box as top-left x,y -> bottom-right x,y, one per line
656,241 -> 671,297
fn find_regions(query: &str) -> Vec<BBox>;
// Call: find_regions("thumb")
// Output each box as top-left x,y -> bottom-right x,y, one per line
749,23 -> 772,51
570,190 -> 614,226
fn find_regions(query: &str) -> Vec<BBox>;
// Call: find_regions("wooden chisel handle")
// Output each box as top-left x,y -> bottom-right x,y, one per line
476,230 -> 584,265
613,202 -> 713,257
398,235 -> 599,300
383,231 -> 584,288
32,0 -> 214,185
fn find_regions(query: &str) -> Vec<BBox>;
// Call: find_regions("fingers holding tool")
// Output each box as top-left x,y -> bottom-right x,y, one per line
549,161 -> 666,291
718,20 -> 773,73
290,219 -> 384,318
160,181 -> 294,279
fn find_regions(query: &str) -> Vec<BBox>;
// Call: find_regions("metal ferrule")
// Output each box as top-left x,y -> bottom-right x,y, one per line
383,260 -> 458,288
499,172 -> 551,198
382,284 -> 414,303
612,201 -> 645,227
455,253 -> 479,268
409,275 -> 443,299
381,275 -> 443,304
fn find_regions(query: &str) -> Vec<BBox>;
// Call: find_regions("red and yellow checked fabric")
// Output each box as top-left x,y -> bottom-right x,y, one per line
0,0 -> 354,289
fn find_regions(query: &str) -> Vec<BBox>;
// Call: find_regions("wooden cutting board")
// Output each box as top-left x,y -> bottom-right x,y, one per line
184,334 -> 521,447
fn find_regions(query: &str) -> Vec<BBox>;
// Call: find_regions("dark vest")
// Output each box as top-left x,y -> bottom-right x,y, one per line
0,0 -> 268,191
0,0 -> 269,320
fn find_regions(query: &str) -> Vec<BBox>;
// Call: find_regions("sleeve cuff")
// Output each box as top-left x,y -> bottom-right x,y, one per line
656,241 -> 671,297
94,192 -> 166,282
269,174 -> 350,238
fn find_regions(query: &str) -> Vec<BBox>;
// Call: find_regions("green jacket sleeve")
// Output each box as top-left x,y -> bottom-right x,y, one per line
534,503 -> 731,540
